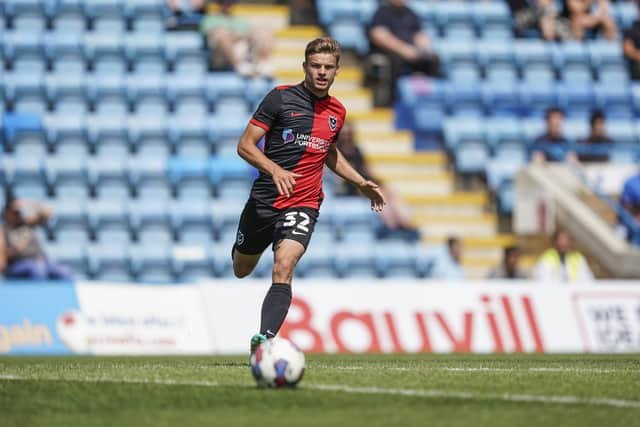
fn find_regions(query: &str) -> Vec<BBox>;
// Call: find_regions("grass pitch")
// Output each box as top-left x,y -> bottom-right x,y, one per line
1,354 -> 639,427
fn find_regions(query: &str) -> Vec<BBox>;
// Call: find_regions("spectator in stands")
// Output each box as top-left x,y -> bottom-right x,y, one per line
620,171 -> 640,241
531,107 -> 574,163
0,194 -> 73,281
488,245 -> 528,279
623,4 -> 640,80
367,0 -> 441,106
200,0 -> 274,76
561,0 -> 618,41
431,236 -> 464,280
578,109 -> 614,162
335,121 -> 420,241
532,229 -> 594,282
507,0 -> 572,40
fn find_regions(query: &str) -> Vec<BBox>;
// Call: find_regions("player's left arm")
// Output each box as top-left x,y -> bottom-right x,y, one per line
325,144 -> 385,212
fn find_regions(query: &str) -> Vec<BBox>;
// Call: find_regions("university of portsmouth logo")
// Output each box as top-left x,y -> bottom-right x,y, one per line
282,128 -> 295,144
328,115 -> 338,132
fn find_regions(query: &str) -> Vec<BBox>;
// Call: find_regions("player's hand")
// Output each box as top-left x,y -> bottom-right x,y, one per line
358,180 -> 386,212
272,167 -> 302,198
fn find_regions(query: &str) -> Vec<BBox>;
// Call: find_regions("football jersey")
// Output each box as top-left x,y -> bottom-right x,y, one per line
248,82 -> 346,210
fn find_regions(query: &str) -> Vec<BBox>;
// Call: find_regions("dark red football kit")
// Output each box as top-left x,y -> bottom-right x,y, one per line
233,83 -> 346,255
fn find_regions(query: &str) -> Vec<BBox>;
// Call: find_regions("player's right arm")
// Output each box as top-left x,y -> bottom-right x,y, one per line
237,123 -> 302,198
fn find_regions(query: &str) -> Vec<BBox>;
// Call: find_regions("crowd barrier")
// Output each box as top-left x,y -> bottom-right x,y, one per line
1,280 -> 639,355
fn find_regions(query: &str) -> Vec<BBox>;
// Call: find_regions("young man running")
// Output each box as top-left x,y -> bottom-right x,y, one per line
232,37 -> 385,353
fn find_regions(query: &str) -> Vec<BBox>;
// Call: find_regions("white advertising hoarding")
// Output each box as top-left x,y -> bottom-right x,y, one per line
200,280 -> 640,354
69,283 -> 214,355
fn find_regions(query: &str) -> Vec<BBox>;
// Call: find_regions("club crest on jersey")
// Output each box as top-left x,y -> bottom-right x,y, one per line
328,115 -> 338,132
282,128 -> 295,144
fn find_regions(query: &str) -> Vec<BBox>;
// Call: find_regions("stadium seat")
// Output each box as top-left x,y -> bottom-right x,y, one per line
164,32 -> 204,65
45,241 -> 87,279
44,156 -> 89,202
83,32 -> 123,64
86,113 -> 127,151
210,200 -> 243,232
2,31 -> 42,61
455,141 -> 489,174
513,40 -> 552,69
296,243 -> 335,278
87,242 -> 131,281
330,21 -> 368,55
443,116 -> 485,150
86,198 -> 130,243
206,72 -> 245,103
606,121 -> 637,144
485,117 -> 522,149
374,241 -> 419,278
333,241 -> 376,278
87,157 -> 130,200
172,245 -> 214,281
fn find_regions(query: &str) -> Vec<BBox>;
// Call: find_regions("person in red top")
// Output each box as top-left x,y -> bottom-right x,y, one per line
234,37 -> 385,353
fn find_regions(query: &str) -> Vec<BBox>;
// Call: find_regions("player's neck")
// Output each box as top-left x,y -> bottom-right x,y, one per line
303,81 -> 329,99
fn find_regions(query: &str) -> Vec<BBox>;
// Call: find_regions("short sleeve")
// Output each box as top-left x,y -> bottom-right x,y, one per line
250,88 -> 282,131
370,6 -> 392,30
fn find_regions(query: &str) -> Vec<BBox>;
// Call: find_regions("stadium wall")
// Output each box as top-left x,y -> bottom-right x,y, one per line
1,281 -> 639,355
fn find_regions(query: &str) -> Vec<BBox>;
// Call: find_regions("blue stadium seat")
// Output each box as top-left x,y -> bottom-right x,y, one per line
317,0 -> 362,26
45,72 -> 86,106
433,1 -> 471,28
132,55 -> 166,75
599,65 -> 629,84
435,39 -> 475,66
442,22 -> 476,40
43,114 -> 86,149
330,21 -> 368,55
86,74 -> 126,108
477,40 -> 514,69
560,82 -> 595,113
412,103 -> 444,133
56,137 -> 89,159
2,111 -> 43,152
522,118 -> 545,143
83,32 -> 123,64
612,1 -> 638,29
588,40 -> 624,70
2,31 -> 42,61
44,30 -> 84,62
95,96 -> 129,116
485,63 -> 518,83
472,1 -> 510,28
375,241 -> 419,278
561,64 -> 593,83
334,242 -> 376,278
85,0 -> 125,30
513,40 -> 552,69
296,243 -> 335,278
443,116 -> 485,149
206,72 -> 245,103
518,81 -> 557,113
522,63 -> 555,84
552,41 -> 589,70
128,198 -> 171,241
3,71 -> 45,109
609,143 -> 640,164
45,241 -> 87,278
322,197 -> 376,232
482,80 -> 519,112
485,117 -> 522,149
210,200 -> 244,232
164,32 -> 203,65
497,181 -> 514,214
128,157 -> 167,197
86,113 -> 127,150
173,52 -> 208,75
486,148 -> 526,191
594,81 -> 631,110
87,243 -> 131,281
171,200 -> 214,244
87,157 -> 130,199
173,245 -> 214,281
563,119 -> 589,143
456,141 -> 489,174
127,113 -> 168,148
126,73 -> 165,105
480,22 -> 512,40
44,156 -> 89,202
449,63 -> 481,82
606,120 -> 637,144
86,199 -> 130,243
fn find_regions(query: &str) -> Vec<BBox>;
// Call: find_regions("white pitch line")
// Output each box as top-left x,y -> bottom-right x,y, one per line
311,365 -> 639,374
1,374 -> 639,409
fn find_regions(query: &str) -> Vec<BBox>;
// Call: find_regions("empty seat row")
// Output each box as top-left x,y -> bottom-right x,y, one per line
47,239 -> 438,282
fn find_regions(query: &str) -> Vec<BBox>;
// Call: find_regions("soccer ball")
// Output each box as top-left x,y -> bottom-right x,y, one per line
250,337 -> 305,388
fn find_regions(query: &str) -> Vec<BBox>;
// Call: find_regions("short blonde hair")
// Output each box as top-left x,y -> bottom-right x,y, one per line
304,37 -> 341,65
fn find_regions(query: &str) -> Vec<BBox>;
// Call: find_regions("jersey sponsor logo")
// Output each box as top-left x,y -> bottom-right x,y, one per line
284,133 -> 331,151
282,128 -> 295,144
328,115 -> 338,131
291,230 -> 306,236
236,230 -> 245,245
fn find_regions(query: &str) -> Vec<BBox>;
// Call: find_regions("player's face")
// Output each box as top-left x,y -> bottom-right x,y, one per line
303,53 -> 339,96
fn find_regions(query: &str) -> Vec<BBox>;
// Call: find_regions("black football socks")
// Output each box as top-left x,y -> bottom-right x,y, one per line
259,283 -> 292,338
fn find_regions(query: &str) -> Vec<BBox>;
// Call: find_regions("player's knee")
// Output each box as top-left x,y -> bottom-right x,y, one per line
273,257 -> 296,279
233,262 -> 254,278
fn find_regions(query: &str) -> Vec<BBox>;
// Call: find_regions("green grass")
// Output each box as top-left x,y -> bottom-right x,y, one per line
1,354 -> 640,427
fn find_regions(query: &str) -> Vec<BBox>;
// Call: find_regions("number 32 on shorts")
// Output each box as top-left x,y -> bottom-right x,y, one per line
283,211 -> 310,236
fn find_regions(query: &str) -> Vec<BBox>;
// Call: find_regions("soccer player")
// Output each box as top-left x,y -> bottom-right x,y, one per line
232,37 -> 386,353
